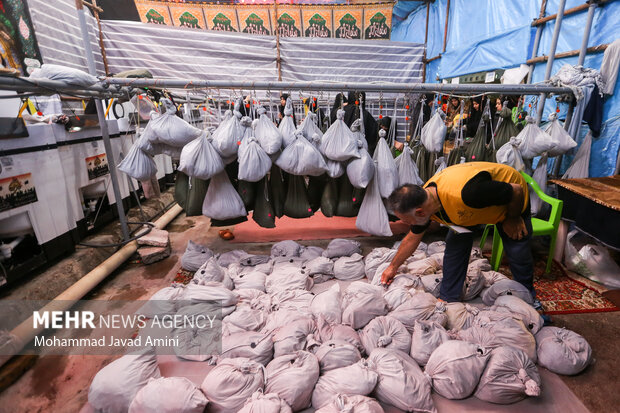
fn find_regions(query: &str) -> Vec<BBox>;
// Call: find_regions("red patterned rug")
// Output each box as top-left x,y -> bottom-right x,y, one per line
497,256 -> 620,315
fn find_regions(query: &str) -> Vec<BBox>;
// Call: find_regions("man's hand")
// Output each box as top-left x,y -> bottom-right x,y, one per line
381,266 -> 398,286
502,216 -> 528,240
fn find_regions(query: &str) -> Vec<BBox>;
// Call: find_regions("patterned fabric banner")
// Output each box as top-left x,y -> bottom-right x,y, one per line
203,5 -> 239,32
333,6 -> 363,40
133,1 -> 393,40
238,6 -> 272,36
302,7 -> 332,39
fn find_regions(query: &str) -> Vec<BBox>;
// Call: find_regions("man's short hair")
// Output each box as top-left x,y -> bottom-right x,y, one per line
387,184 -> 427,214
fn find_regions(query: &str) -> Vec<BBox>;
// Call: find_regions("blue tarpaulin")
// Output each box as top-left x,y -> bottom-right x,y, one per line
392,0 -> 620,177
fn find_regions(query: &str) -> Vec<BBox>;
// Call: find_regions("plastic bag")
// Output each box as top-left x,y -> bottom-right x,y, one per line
178,132 -> 225,180
356,170 -> 392,237
544,113 -> 577,156
254,107 -> 283,154
564,230 -> 620,288
201,358 -> 265,413
118,142 -> 157,181
535,326 -> 593,375
283,175 -> 313,218
368,348 -> 436,413
265,351 -> 320,411
496,137 -> 525,171
238,137 -> 273,182
212,110 -> 243,158
359,316 -> 411,355
88,348 -> 161,413
395,146 -> 423,186
148,99 -> 201,147
421,110 -> 447,153
30,63 -> 98,86
276,131 -> 328,176
202,171 -> 247,220
474,346 -> 541,404
320,109 -> 360,161
562,131 -> 592,179
425,340 -> 490,400
517,116 -> 557,159
373,137 -> 399,198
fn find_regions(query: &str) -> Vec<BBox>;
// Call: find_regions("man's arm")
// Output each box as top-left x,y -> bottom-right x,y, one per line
502,183 -> 528,240
381,230 -> 425,285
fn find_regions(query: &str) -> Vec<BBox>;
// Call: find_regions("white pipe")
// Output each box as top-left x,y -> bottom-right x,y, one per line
0,204 -> 183,367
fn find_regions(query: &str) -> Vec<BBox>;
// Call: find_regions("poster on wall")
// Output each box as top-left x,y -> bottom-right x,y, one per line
203,6 -> 239,32
333,6 -> 363,39
0,173 -> 38,213
363,6 -> 392,40
135,1 -> 171,25
0,0 -> 42,74
275,6 -> 302,38
168,4 -> 206,30
302,8 -> 331,39
238,7 -> 272,36
85,154 -> 109,181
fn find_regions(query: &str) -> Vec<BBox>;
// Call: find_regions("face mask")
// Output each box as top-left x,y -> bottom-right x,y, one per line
378,129 -> 387,138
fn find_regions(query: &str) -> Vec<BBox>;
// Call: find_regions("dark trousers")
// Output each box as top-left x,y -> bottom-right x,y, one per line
439,215 -> 535,302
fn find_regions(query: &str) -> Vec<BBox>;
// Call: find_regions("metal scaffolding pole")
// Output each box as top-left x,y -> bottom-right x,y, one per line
75,0 -> 130,242
553,0 -> 598,176
536,0 -> 567,124
104,78 -> 574,96
527,0 -> 548,84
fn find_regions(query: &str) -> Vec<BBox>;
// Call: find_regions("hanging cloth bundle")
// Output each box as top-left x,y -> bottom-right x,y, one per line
146,98 -> 201,148
252,176 -> 275,228
118,132 -> 157,181
562,131 -> 592,179
492,106 -> 520,155
465,98 -> 492,163
254,107 -> 283,155
347,140 -> 375,189
544,113 -> 577,156
174,170 -> 209,216
212,100 -> 244,159
279,97 -> 297,148
421,107 -> 447,153
276,130 -> 328,176
299,111 -> 323,141
320,109 -> 360,162
202,171 -> 247,220
448,99 -> 467,165
320,178 -> 339,217
516,116 -> 557,160
178,130 -> 225,180
237,136 -> 272,182
433,156 -> 447,176
269,164 -> 287,218
350,119 -> 368,151
373,137 -> 400,198
496,137 -> 526,171
530,153 -> 549,216
356,163 -> 393,237
284,174 -> 313,219
395,145 -> 423,185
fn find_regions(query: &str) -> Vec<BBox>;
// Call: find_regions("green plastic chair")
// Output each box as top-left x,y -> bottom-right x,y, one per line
479,171 -> 563,273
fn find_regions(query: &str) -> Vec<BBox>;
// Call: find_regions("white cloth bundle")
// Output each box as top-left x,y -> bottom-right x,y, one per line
373,137 -> 399,198
320,110 -> 360,161
496,137 -> 525,171
128,377 -> 208,413
326,159 -> 346,178
212,110 -> 243,158
544,113 -> 577,156
299,111 -> 323,141
238,136 -> 272,182
356,169 -> 392,237
178,132 -> 225,180
421,110 -> 447,153
276,131 -> 328,176
517,116 -> 557,159
350,119 -> 369,150
201,358 -> 265,413
346,141 -> 375,188
30,63 -> 98,86
118,141 -> 157,181
202,171 -> 247,220
148,99 -> 201,147
530,154 -> 548,216
279,98 -> 297,147
254,107 -> 283,154
395,146 -> 424,185
562,131 -> 592,179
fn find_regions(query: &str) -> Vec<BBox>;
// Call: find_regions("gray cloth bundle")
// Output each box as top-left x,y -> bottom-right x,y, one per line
359,316 -> 412,355
201,358 -> 265,413
320,109 -> 360,162
238,136 -> 272,182
265,351 -> 320,411
180,240 -> 213,272
311,360 -> 379,410
535,327 -> 593,375
178,132 -> 225,180
312,340 -> 362,373
410,319 -> 451,366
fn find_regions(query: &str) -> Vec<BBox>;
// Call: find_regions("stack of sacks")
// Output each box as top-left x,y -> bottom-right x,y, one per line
90,242 -> 599,412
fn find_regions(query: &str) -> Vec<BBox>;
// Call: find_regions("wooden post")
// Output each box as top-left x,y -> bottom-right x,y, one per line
442,0 -> 450,53
91,0 -> 110,76
274,0 -> 282,81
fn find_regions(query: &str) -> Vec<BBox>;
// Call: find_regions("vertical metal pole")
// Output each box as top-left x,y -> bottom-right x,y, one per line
553,0 -> 597,177
422,2 -> 430,82
536,0 -> 566,124
274,0 -> 282,81
76,0 -> 130,241
527,0 -> 548,84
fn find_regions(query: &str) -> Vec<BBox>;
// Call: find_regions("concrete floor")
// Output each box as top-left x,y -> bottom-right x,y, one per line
0,207 -> 618,413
